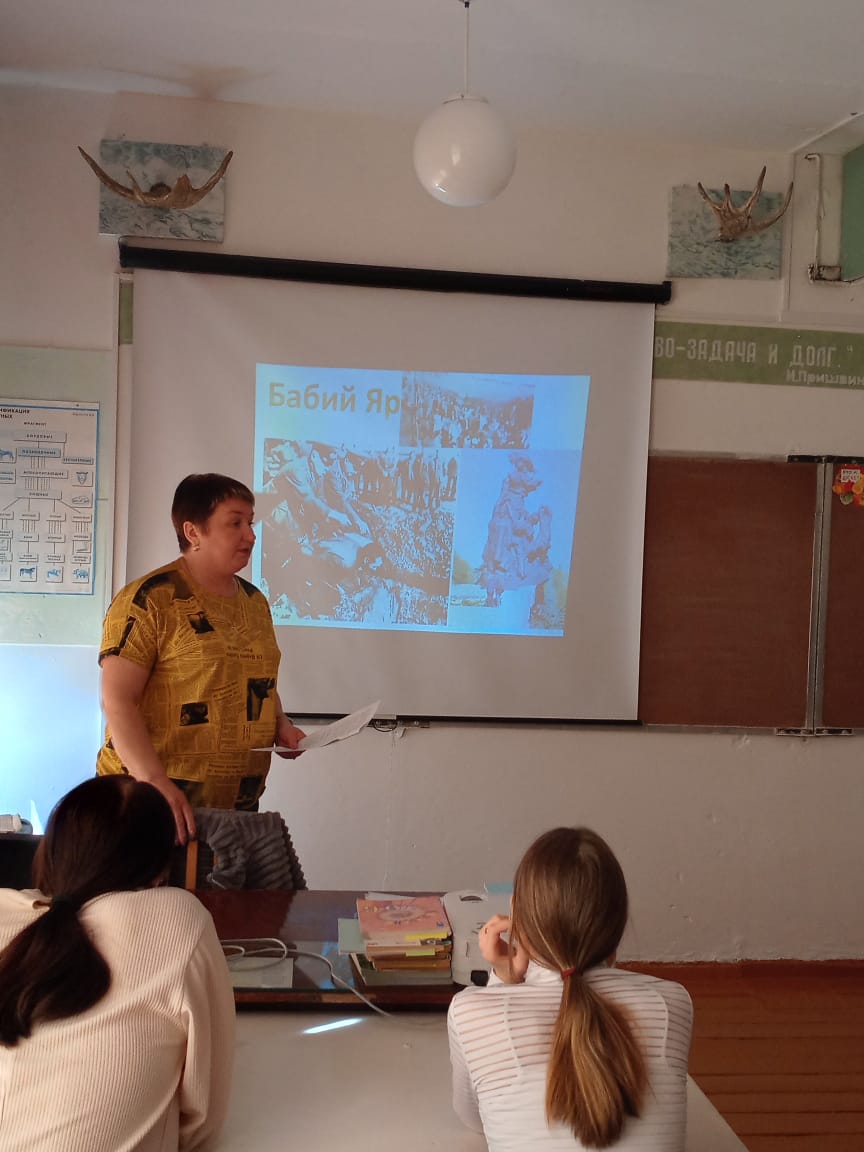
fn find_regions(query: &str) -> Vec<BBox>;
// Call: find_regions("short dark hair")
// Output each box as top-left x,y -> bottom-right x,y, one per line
171,473 -> 255,551
0,776 -> 176,1047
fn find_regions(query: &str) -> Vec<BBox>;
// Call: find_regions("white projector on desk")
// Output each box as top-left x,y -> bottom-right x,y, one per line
443,888 -> 512,986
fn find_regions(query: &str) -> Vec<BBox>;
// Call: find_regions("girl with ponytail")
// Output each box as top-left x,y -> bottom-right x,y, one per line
0,775 -> 235,1152
447,827 -> 692,1150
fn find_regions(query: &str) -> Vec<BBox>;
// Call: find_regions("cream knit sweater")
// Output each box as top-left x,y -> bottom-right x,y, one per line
0,886 -> 235,1152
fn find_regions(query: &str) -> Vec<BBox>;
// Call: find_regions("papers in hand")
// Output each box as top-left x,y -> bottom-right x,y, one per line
297,699 -> 381,750
252,700 -> 381,753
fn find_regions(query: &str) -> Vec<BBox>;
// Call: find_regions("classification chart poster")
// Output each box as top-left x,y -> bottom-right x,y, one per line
0,398 -> 99,595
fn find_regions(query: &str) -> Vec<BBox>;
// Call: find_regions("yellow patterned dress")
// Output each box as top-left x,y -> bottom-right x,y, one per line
96,560 -> 282,809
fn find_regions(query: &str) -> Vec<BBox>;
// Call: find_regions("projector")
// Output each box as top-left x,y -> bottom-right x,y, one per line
443,888 -> 512,987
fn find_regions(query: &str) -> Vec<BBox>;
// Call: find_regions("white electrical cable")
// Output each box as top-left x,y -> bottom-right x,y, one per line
221,938 -> 445,1026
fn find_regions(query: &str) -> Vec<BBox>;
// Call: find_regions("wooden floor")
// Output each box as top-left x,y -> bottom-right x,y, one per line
628,961 -> 864,1152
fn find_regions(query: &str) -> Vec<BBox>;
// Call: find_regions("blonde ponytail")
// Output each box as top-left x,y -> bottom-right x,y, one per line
510,827 -> 646,1148
546,974 -> 646,1147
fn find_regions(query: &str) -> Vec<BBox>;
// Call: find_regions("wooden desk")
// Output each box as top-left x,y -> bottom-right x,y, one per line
198,889 -> 458,1008
205,891 -> 746,1151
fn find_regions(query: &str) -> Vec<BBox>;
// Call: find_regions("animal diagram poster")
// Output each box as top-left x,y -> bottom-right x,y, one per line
0,398 -> 99,595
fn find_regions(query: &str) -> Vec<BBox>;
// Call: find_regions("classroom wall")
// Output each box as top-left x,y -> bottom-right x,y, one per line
3,85 -> 863,960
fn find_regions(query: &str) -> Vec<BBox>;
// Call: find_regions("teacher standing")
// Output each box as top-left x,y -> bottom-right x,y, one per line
96,473 -> 305,843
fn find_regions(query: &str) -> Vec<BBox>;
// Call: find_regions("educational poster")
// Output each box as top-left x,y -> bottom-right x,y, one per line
652,320 -> 864,388
832,463 -> 864,507
0,398 -> 99,594
0,346 -> 115,829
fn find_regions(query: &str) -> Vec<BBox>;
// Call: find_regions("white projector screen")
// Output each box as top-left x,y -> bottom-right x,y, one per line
129,269 -> 654,721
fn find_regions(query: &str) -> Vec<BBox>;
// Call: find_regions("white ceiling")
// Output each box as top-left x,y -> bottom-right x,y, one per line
3,0 -> 864,152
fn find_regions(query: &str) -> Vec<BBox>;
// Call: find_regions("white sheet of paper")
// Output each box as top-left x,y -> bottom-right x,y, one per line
228,957 -> 294,989
250,700 -> 381,753
297,700 -> 381,750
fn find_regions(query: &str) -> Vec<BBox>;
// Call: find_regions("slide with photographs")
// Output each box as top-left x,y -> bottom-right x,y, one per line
253,366 -> 588,638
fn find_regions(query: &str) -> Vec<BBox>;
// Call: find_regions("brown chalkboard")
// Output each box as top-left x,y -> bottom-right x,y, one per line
821,463 -> 864,727
638,457 -> 818,727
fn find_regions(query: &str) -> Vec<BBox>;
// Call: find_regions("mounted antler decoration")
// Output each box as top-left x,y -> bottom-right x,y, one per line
78,146 -> 233,210
697,166 -> 793,242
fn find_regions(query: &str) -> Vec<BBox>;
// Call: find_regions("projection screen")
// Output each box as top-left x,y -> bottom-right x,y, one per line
128,268 -> 655,721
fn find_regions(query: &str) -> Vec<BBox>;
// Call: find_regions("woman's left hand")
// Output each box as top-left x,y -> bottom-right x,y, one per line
479,914 -> 529,984
274,715 -> 306,759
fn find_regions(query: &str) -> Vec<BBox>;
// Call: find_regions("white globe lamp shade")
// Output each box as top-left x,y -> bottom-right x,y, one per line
413,95 -> 516,207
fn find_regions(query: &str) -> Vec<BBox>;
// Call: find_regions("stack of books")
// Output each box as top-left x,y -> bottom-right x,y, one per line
339,895 -> 453,986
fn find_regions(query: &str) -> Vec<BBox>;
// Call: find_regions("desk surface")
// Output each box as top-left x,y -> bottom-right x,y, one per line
208,891 -> 747,1151
222,1013 -> 747,1152
198,889 -> 458,1008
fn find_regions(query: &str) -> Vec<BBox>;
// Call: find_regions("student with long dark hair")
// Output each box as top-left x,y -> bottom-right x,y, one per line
0,775 -> 235,1152
448,827 -> 693,1150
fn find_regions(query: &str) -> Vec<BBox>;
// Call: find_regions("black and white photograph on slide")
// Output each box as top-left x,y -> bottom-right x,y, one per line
400,371 -> 534,450
257,438 -> 453,628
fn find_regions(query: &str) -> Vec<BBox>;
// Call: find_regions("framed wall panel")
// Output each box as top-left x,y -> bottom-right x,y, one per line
638,457 -> 818,727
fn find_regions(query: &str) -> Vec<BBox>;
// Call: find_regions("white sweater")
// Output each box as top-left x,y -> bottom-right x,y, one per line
0,886 -> 235,1152
448,962 -> 693,1152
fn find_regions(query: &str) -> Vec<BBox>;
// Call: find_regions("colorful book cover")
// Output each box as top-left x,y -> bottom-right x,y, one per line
356,896 -> 452,944
364,943 -> 450,958
371,954 -> 452,971
338,917 -> 451,958
365,940 -> 451,958
350,951 -> 452,987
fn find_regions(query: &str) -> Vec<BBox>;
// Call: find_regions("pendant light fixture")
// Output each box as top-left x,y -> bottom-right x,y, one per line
413,0 -> 516,207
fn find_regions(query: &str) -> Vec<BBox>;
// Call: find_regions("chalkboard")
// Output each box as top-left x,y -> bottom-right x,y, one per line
638,457 -> 818,728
